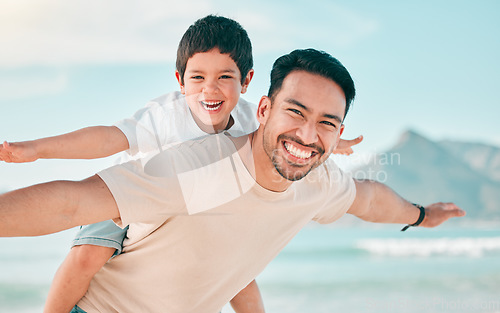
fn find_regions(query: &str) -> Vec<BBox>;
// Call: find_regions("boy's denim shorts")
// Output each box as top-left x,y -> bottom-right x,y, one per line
72,220 -> 129,257
70,305 -> 87,313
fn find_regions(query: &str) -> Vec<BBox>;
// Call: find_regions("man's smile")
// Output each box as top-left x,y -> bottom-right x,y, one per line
280,138 -> 323,166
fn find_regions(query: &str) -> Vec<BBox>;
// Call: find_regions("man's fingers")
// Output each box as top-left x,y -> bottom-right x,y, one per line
445,203 -> 466,217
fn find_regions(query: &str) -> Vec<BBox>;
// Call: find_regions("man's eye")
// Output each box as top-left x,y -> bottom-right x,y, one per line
289,109 -> 303,116
320,121 -> 337,128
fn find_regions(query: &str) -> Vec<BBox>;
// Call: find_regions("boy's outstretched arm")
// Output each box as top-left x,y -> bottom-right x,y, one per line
0,126 -> 128,163
230,279 -> 265,313
0,175 -> 119,237
332,135 -> 363,155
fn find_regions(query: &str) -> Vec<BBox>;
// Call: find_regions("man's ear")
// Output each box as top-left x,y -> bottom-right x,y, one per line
175,71 -> 185,94
336,124 -> 345,147
240,69 -> 255,94
257,96 -> 272,124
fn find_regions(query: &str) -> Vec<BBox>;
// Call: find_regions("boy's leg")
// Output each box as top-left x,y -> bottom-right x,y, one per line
230,279 -> 265,313
43,220 -> 128,313
44,245 -> 114,313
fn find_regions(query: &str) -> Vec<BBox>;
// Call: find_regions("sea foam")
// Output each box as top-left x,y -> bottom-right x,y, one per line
356,237 -> 500,258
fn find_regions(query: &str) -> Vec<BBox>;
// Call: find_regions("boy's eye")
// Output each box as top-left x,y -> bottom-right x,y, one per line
220,75 -> 233,79
191,76 -> 204,80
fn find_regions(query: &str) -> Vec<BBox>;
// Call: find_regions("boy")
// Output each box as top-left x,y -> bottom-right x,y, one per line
0,16 -> 361,313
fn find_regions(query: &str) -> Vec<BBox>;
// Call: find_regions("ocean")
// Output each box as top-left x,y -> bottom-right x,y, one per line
1,223 -> 499,313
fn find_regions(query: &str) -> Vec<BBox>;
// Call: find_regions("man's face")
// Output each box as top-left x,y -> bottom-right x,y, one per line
258,70 -> 346,181
176,48 -> 253,133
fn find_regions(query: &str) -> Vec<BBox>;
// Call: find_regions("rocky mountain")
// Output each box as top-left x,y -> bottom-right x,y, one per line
353,130 -> 500,221
440,139 -> 500,182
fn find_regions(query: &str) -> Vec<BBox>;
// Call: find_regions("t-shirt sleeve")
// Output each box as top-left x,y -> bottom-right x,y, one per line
114,102 -> 165,157
97,160 -> 187,228
312,161 -> 357,224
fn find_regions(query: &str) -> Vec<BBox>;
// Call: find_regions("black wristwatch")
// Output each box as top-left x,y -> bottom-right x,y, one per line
401,203 -> 426,231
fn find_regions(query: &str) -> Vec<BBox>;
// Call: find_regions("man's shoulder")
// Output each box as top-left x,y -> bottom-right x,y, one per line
143,133 -> 238,177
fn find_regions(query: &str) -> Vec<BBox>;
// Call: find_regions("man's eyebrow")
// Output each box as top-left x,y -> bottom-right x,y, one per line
285,98 -> 343,124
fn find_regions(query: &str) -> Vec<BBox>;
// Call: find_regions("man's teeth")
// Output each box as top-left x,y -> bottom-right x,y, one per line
201,101 -> 223,111
284,142 -> 312,159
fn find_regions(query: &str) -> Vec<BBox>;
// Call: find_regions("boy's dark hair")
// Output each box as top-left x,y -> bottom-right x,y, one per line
268,49 -> 355,119
176,15 -> 253,85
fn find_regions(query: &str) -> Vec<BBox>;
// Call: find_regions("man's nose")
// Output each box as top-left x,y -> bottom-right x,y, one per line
296,121 -> 318,145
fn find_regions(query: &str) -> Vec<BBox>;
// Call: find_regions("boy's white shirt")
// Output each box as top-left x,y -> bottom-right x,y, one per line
112,90 -> 258,246
115,91 -> 258,163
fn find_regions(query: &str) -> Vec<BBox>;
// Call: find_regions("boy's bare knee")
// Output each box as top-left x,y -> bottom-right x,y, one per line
69,245 -> 116,276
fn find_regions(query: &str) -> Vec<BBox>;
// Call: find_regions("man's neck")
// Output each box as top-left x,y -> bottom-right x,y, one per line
245,131 -> 293,193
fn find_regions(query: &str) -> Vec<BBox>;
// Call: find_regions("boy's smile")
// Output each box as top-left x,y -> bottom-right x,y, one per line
176,48 -> 253,134
200,100 -> 224,112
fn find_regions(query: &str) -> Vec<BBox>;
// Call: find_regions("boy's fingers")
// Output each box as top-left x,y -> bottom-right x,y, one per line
343,135 -> 363,147
351,135 -> 363,144
3,141 -> 12,152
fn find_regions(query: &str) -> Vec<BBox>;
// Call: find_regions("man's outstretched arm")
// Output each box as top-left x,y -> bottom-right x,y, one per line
348,179 -> 466,227
0,175 -> 120,237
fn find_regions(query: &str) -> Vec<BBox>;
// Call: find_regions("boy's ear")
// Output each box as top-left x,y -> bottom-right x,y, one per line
256,96 -> 272,124
240,69 -> 255,94
175,71 -> 185,94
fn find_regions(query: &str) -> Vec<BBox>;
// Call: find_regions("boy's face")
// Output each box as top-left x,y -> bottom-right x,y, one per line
176,48 -> 253,133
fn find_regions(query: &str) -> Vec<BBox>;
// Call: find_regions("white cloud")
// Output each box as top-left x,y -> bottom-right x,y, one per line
0,0 -> 379,68
0,0 -> 210,67
234,2 -> 380,54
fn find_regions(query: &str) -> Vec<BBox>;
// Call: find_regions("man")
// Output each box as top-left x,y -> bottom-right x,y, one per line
0,49 -> 465,313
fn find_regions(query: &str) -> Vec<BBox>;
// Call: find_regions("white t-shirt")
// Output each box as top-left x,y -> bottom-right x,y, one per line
78,133 -> 356,313
112,91 -> 259,243
115,91 -> 258,162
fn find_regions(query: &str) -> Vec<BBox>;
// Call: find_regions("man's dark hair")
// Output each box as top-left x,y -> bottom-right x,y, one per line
176,15 -> 253,85
268,49 -> 355,119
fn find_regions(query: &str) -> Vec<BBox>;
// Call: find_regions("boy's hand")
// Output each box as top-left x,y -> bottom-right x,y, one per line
0,141 -> 39,163
333,135 -> 363,155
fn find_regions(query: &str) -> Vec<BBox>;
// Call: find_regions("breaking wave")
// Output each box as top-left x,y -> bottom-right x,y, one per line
356,237 -> 500,258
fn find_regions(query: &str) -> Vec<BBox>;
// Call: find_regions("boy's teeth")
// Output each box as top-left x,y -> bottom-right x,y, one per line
201,101 -> 223,111
284,142 -> 312,159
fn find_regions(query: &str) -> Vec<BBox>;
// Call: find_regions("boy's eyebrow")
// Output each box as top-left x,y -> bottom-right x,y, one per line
186,68 -> 238,74
284,98 -> 343,124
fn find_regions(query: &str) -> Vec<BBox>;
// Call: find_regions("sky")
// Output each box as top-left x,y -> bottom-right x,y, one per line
1,0 -> 499,190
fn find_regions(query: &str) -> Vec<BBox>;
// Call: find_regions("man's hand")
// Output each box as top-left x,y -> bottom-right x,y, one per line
420,202 -> 466,228
332,135 -> 363,155
0,141 -> 38,163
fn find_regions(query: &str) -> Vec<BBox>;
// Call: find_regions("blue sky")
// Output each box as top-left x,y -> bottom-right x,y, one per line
1,0 -> 499,190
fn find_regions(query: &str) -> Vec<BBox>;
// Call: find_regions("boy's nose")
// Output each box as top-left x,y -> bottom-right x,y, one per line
202,79 -> 219,94
296,122 -> 318,145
